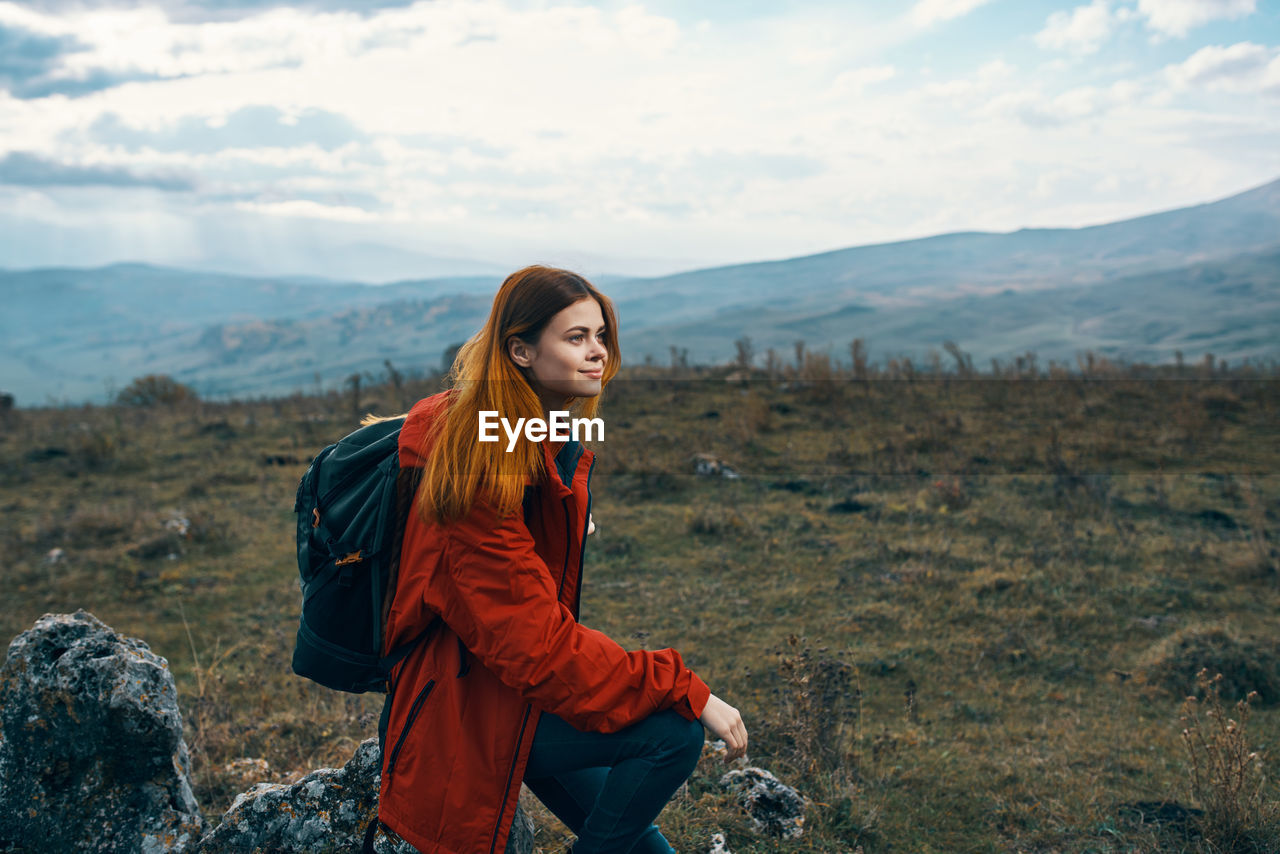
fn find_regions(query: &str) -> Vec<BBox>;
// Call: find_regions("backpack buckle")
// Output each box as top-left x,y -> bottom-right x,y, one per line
336,550 -> 362,586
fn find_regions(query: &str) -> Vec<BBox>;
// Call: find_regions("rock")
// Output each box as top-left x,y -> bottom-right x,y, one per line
195,738 -> 393,854
718,767 -> 805,839
0,609 -> 204,852
691,453 -> 740,479
505,798 -> 535,854
196,738 -> 534,854
1130,614 -> 1179,631
707,831 -> 734,853
0,611 -> 535,854
702,738 -> 728,765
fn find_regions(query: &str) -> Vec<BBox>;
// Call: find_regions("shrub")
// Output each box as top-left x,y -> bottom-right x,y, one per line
116,374 -> 198,407
771,634 -> 861,779
1180,669 -> 1280,852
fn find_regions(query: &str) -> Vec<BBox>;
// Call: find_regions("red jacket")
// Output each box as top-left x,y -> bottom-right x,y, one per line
377,392 -> 711,854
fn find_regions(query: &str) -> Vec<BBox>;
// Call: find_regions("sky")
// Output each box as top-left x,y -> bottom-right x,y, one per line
0,0 -> 1277,279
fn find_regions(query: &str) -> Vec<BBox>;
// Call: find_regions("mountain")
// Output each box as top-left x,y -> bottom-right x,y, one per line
603,176 -> 1280,365
606,176 -> 1280,322
618,241 -> 1280,371
3,176 -> 1278,405
0,264 -> 501,404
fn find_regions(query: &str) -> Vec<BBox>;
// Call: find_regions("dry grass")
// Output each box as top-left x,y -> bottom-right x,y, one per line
1180,669 -> 1280,853
1,357 -> 1279,852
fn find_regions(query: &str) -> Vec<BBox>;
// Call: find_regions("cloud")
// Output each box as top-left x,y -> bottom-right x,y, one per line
909,0 -> 994,27
682,150 -> 828,184
0,4 -> 326,100
1136,0 -> 1256,38
89,106 -> 367,153
395,133 -> 508,159
0,22 -> 81,85
232,198 -> 383,222
1034,0 -> 1121,55
916,59 -> 1013,103
0,20 -> 165,98
14,0 -> 418,24
0,151 -> 195,190
1165,41 -> 1280,95
978,81 -> 1142,128
0,0 -> 1273,274
828,65 -> 896,97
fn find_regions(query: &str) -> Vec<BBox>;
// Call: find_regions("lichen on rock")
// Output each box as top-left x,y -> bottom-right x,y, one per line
196,740 -> 386,853
196,737 -> 534,854
719,766 -> 806,839
0,609 -> 204,852
0,611 -> 535,854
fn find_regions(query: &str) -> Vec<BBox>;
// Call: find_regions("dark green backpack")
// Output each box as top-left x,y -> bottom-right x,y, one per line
291,416 -> 438,696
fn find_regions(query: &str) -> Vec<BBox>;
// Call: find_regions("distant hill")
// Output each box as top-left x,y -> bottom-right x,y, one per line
3,177 -> 1278,405
594,175 -> 1280,367
607,176 -> 1280,319
0,265 -> 501,404
620,241 -> 1280,371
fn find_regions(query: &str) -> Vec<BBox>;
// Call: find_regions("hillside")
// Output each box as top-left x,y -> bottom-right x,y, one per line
0,266 -> 497,404
3,176 -> 1279,405
621,241 -> 1280,369
2,358 -> 1277,852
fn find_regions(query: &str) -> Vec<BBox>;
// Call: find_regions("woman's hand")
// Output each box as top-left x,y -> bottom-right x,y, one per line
699,693 -> 747,763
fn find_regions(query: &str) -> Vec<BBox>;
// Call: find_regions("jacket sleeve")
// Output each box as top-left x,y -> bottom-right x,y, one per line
428,494 -> 710,733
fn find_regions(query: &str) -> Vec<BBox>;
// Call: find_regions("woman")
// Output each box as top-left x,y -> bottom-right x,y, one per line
375,266 -> 748,854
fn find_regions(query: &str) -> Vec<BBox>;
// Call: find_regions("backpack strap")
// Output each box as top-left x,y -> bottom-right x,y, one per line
363,818 -> 410,854
379,617 -> 441,676
361,816 -> 380,854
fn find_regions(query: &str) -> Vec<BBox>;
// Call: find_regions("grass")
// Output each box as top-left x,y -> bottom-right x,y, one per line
1,356 -> 1278,852
1179,670 -> 1280,853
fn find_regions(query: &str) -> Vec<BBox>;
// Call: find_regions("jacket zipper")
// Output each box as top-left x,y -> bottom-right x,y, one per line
573,456 -> 596,620
385,678 -> 435,780
489,703 -> 532,854
557,496 -> 572,600
489,452 -> 588,854
456,634 -> 471,678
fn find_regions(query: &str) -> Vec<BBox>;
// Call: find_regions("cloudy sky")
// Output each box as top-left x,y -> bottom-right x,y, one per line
1,0 -> 1277,279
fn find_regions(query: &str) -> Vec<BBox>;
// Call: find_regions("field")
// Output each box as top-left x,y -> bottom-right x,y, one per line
2,353 -> 1278,853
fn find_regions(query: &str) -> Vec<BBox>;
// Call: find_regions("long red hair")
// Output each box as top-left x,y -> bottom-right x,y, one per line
415,265 -> 619,525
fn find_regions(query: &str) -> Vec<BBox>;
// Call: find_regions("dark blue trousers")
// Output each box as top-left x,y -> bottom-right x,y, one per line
523,708 -> 705,854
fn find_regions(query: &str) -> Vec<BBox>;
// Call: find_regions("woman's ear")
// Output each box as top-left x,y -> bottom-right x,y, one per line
507,335 -> 533,368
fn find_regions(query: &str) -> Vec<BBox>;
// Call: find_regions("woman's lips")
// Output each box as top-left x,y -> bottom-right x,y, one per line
580,369 -> 603,378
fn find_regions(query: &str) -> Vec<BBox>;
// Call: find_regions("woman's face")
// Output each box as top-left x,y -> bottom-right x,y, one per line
508,297 -> 608,411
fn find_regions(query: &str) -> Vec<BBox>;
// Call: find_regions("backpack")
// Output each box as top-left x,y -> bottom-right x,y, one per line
291,415 -> 439,696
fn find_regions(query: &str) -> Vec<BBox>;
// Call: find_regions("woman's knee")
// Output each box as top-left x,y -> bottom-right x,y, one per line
667,712 -> 706,769
633,710 -> 706,771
